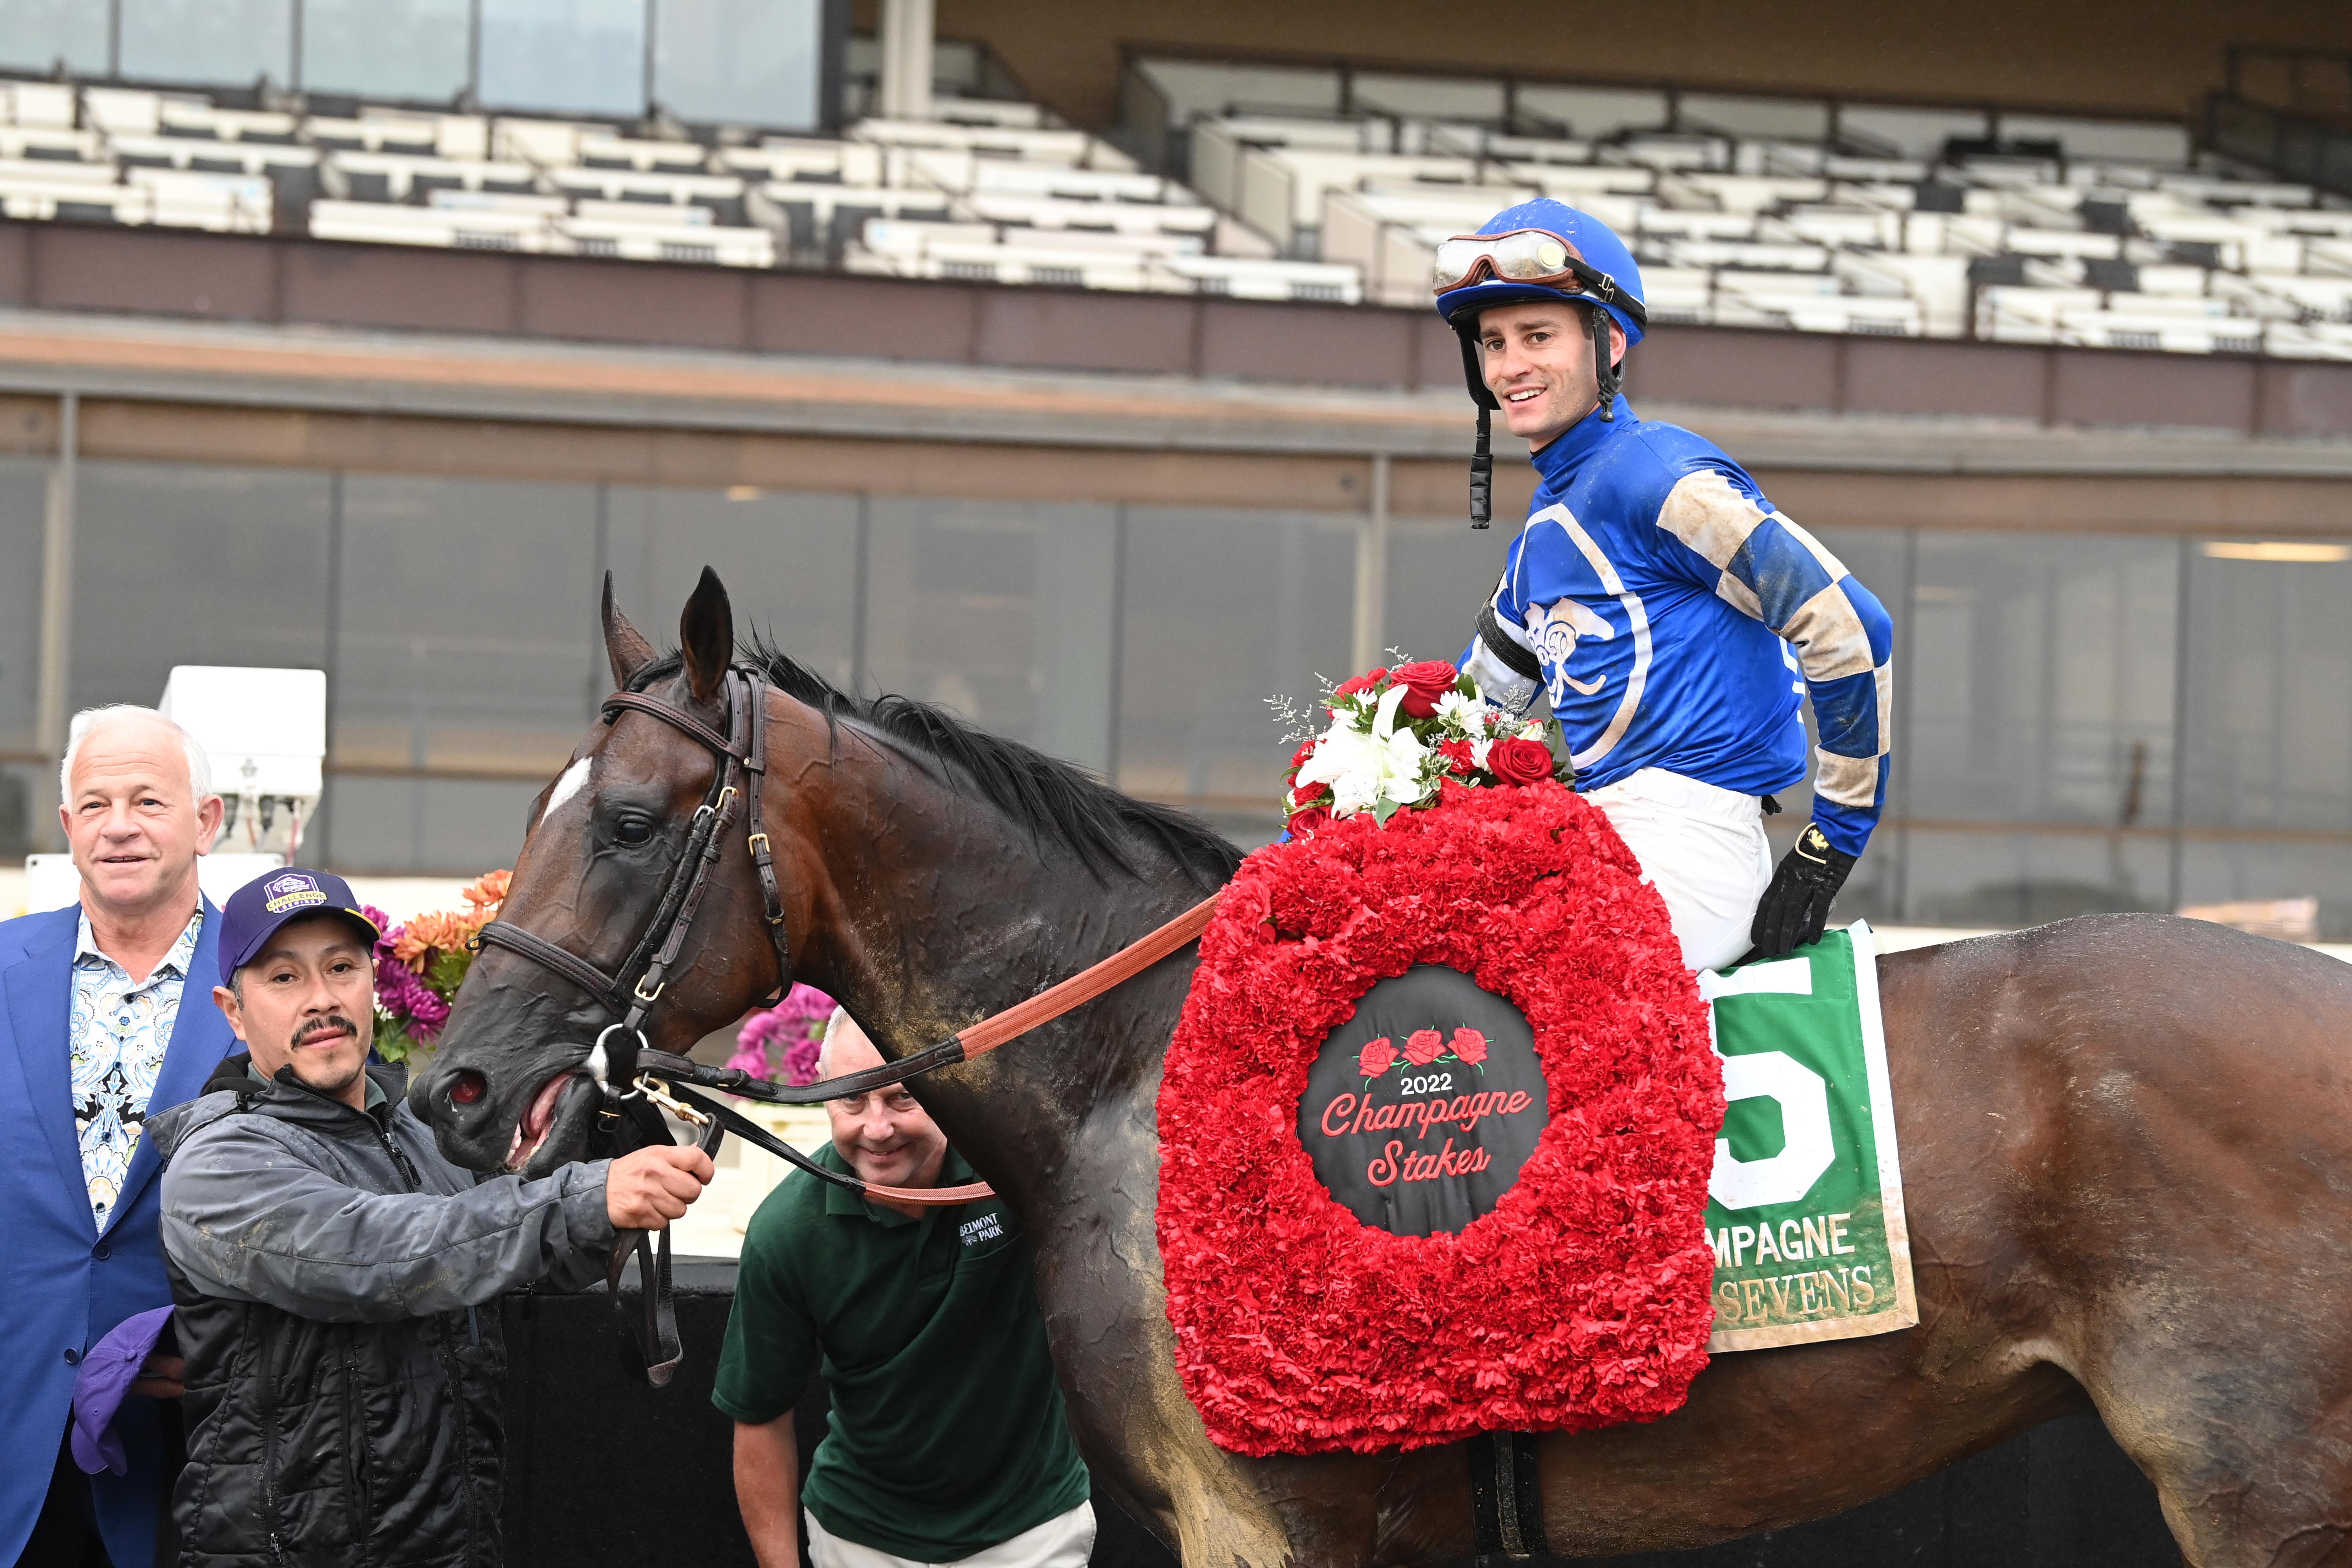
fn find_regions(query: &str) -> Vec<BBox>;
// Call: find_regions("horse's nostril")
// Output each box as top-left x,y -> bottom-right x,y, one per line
449,1070 -> 487,1107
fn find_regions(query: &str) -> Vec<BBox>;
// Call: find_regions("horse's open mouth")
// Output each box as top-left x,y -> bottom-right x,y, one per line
506,1069 -> 591,1173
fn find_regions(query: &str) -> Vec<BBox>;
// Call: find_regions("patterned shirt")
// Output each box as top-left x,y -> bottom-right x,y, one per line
71,905 -> 203,1231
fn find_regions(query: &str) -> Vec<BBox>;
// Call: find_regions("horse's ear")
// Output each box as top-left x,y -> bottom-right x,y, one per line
679,566 -> 734,705
601,572 -> 657,690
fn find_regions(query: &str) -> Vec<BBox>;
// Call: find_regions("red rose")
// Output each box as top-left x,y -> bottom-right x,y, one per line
1450,1027 -> 1488,1064
1358,1037 -> 1398,1078
1487,735 -> 1555,787
1288,738 -> 1317,772
1393,660 -> 1460,719
1332,669 -> 1388,702
1435,737 -> 1476,775
1403,1028 -> 1446,1066
1287,806 -> 1331,839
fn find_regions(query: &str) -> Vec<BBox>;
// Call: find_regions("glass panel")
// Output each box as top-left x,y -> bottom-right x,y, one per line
2181,539 -> 2352,833
300,0 -> 471,101
71,463 -> 333,712
329,473 -> 597,809
0,455 -> 49,751
1382,517 -> 1508,672
1905,532 -> 2177,838
0,760 -> 43,859
320,774 -> 543,876
478,0 -> 646,117
602,484 -> 860,693
861,498 -> 1116,772
120,0 -> 294,88
653,0 -> 822,131
2177,837 -> 2352,942
1117,506 -> 1356,842
1900,828 -> 2172,927
0,0 -> 110,74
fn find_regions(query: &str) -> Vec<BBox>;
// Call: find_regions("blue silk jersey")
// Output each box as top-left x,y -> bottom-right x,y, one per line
1460,395 -> 1895,857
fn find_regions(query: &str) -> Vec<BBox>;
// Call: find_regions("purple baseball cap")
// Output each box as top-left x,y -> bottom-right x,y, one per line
71,1306 -> 175,1476
218,866 -> 382,985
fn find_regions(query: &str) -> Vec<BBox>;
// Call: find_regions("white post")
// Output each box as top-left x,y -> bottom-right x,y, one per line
35,391 -> 76,837
878,0 -> 934,121
1350,453 -> 1391,676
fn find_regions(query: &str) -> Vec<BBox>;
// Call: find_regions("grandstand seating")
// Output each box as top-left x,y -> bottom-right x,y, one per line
0,68 -> 2345,356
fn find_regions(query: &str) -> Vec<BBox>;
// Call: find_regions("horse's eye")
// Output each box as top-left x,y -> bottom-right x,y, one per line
615,817 -> 654,846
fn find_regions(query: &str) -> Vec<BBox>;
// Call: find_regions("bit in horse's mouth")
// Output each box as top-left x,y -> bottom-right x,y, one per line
506,1070 -> 576,1172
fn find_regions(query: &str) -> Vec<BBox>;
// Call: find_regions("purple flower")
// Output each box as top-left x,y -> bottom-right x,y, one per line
373,953 -> 449,1041
733,984 -> 835,1084
779,1033 -> 821,1087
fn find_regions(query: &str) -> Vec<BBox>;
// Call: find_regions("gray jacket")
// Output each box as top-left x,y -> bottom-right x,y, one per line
150,1056 -> 616,1567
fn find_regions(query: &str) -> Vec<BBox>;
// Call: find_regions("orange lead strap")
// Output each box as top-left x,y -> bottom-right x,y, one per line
956,897 -> 1221,1059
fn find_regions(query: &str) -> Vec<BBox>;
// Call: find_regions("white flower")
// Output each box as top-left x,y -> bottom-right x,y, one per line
1296,722 -> 1384,815
1433,689 -> 1486,734
1294,691 -> 1434,818
1373,724 -> 1431,806
1518,721 -> 1546,742
1470,734 -> 1492,770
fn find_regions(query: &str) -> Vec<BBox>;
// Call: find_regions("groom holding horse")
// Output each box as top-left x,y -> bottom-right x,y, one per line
1442,198 -> 1896,969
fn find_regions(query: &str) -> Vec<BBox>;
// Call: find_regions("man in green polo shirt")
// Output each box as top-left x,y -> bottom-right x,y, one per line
716,1010 -> 1094,1568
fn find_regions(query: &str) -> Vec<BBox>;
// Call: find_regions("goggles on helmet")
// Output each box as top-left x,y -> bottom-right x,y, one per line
1432,228 -> 1642,321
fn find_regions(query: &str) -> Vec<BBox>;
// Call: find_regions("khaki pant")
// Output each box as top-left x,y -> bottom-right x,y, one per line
806,1501 -> 1097,1568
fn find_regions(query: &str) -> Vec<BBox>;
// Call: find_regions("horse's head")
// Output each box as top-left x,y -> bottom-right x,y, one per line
411,566 -> 798,1175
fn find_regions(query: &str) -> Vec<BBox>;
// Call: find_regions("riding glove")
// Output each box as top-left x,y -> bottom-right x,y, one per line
1749,822 -> 1856,959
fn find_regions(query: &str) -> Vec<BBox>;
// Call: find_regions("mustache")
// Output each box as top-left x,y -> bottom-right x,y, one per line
291,1014 -> 361,1050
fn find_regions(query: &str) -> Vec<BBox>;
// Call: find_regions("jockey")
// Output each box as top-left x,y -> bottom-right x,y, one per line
1440,198 -> 1894,970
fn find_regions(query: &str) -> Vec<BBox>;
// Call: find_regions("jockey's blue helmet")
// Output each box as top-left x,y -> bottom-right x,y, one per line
1431,196 -> 1648,346
1432,198 -> 1650,527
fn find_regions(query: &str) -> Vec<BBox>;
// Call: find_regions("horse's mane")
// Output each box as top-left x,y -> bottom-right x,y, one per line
628,644 -> 1242,890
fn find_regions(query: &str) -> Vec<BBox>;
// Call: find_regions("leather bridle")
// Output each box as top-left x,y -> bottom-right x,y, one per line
476,663 -> 793,1102
465,660 -> 1221,1385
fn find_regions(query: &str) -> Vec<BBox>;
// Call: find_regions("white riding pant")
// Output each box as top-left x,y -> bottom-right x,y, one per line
1583,768 -> 1775,973
806,1502 -> 1097,1568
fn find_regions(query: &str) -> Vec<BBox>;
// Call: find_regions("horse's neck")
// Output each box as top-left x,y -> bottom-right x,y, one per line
803,744 -> 1213,1193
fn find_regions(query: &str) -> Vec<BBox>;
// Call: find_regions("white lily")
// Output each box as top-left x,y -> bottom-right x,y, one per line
1296,721 -> 1384,815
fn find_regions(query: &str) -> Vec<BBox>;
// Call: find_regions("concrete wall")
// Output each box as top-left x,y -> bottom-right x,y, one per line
4,226 -> 2351,446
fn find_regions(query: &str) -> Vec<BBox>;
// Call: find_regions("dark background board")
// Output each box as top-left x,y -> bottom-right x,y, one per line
495,1266 -> 2181,1568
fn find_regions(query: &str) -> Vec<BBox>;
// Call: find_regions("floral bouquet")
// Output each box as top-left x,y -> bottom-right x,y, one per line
1276,659 -> 1568,838
729,984 -> 835,1086
370,869 -> 511,1064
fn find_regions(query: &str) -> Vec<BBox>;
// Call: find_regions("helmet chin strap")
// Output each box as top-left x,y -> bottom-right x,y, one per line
1460,328 -> 1498,530
1592,304 -> 1621,422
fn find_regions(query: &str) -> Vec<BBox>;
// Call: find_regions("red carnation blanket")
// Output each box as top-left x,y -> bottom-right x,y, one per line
1156,782 -> 1723,1457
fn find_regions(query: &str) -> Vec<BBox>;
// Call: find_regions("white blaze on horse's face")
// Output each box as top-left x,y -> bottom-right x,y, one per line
542,756 -> 593,825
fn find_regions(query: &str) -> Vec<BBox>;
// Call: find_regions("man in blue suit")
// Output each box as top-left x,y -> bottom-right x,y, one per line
3,705 -> 235,1568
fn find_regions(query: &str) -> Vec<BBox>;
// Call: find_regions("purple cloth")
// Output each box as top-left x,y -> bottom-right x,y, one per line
71,1305 -> 174,1476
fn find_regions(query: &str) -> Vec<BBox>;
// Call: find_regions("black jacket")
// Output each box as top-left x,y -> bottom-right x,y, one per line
149,1056 -> 615,1568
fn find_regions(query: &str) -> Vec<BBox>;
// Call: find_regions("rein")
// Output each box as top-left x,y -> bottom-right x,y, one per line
470,662 -> 1220,1383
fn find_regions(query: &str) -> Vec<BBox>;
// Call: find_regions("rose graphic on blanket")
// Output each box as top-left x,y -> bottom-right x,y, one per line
1358,1028 -> 1488,1078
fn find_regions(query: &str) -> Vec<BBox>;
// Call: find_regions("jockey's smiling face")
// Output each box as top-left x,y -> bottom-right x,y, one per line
1478,302 -> 1628,449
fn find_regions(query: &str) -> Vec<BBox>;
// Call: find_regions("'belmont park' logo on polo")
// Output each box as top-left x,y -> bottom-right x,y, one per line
1296,965 -> 1550,1239
262,871 -> 329,914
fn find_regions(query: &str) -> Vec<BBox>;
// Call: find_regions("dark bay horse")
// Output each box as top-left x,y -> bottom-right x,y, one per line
416,571 -> 2352,1568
